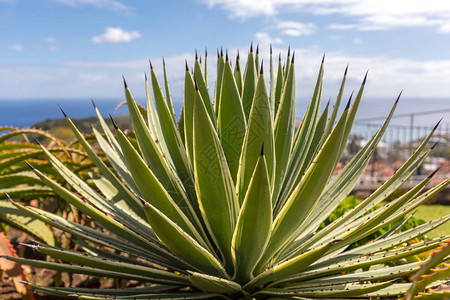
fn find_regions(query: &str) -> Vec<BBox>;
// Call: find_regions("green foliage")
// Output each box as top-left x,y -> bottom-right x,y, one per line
321,195 -> 427,247
1,46 -> 449,300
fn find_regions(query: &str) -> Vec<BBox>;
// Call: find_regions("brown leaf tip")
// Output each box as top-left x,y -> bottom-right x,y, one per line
58,104 -> 68,117
122,75 -> 128,88
109,114 -> 118,129
362,70 -> 368,85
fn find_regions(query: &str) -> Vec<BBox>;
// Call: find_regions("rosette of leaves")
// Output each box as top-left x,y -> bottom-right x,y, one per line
2,46 -> 449,299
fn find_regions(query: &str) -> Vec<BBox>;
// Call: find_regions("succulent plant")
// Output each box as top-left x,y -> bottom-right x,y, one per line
2,46 -> 449,299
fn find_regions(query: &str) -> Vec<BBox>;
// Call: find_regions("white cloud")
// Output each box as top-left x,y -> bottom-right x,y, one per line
2,47 -> 450,103
202,0 -> 450,33
52,0 -> 131,13
92,27 -> 141,44
255,32 -> 283,46
10,44 -> 24,51
45,37 -> 56,43
277,21 -> 316,36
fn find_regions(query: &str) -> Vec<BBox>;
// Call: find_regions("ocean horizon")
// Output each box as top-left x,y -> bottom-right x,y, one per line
0,97 -> 449,132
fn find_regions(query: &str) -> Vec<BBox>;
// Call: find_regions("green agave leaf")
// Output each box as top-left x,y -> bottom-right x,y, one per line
295,124 -> 437,255
255,45 -> 260,75
124,79 -> 192,205
23,283 -> 177,298
281,260 -> 423,289
257,281 -> 394,298
241,47 -> 257,119
269,45 -> 275,118
323,65 -> 347,140
272,56 -> 296,201
33,244 -> 189,284
217,59 -> 247,183
145,73 -> 172,162
0,174 -> 42,186
236,70 -> 275,205
277,58 -> 323,210
194,57 -> 216,126
292,96 -> 399,249
183,65 -> 196,164
4,256 -> 180,284
232,153 -> 272,284
188,271 -> 242,294
114,125 -> 205,245
38,142 -> 117,217
193,86 -> 239,274
162,58 -> 177,123
26,166 -> 176,261
149,67 -> 194,194
91,128 -> 140,196
0,200 -> 55,246
247,240 -> 339,292
78,292 -> 220,300
293,237 -> 449,282
0,186 -> 54,200
234,52 -> 243,96
301,216 -> 450,275
140,200 -> 226,278
256,104 -> 348,272
62,111 -> 143,216
214,51 -> 225,117
13,203 -> 183,269
273,54 -> 284,116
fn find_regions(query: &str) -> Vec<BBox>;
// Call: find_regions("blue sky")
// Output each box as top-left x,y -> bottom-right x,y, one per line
2,0 -> 450,111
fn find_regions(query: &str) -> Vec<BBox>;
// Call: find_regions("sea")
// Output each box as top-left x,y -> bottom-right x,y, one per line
0,98 -> 449,142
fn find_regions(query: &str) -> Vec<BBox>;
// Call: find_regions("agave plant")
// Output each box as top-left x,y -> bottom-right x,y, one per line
2,46 -> 449,299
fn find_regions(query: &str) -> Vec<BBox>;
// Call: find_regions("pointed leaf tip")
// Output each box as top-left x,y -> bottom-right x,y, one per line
363,70 -> 368,85
260,60 -> 264,74
256,44 -> 259,54
185,59 -> 189,72
345,92 -> 353,110
90,98 -> 96,108
205,47 -> 207,57
428,168 -> 440,178
287,45 -> 290,56
17,281 -> 28,285
149,60 -> 153,69
250,43 -> 253,52
31,136 -> 41,146
3,192 -> 11,200
291,51 -> 295,64
322,53 -> 325,63
260,142 -> 265,156
144,72 -> 148,81
225,50 -> 229,61
433,118 -> 443,130
396,91 -> 402,104
109,114 -> 118,129
344,63 -> 349,75
24,160 -> 35,170
162,56 -> 165,66
194,75 -> 199,91
58,104 -> 67,117
270,44 -> 272,54
186,270 -> 194,275
431,142 -> 438,149
237,49 -> 240,60
220,47 -> 223,57
138,196 -> 148,206
279,53 -> 281,61
122,75 -> 128,88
